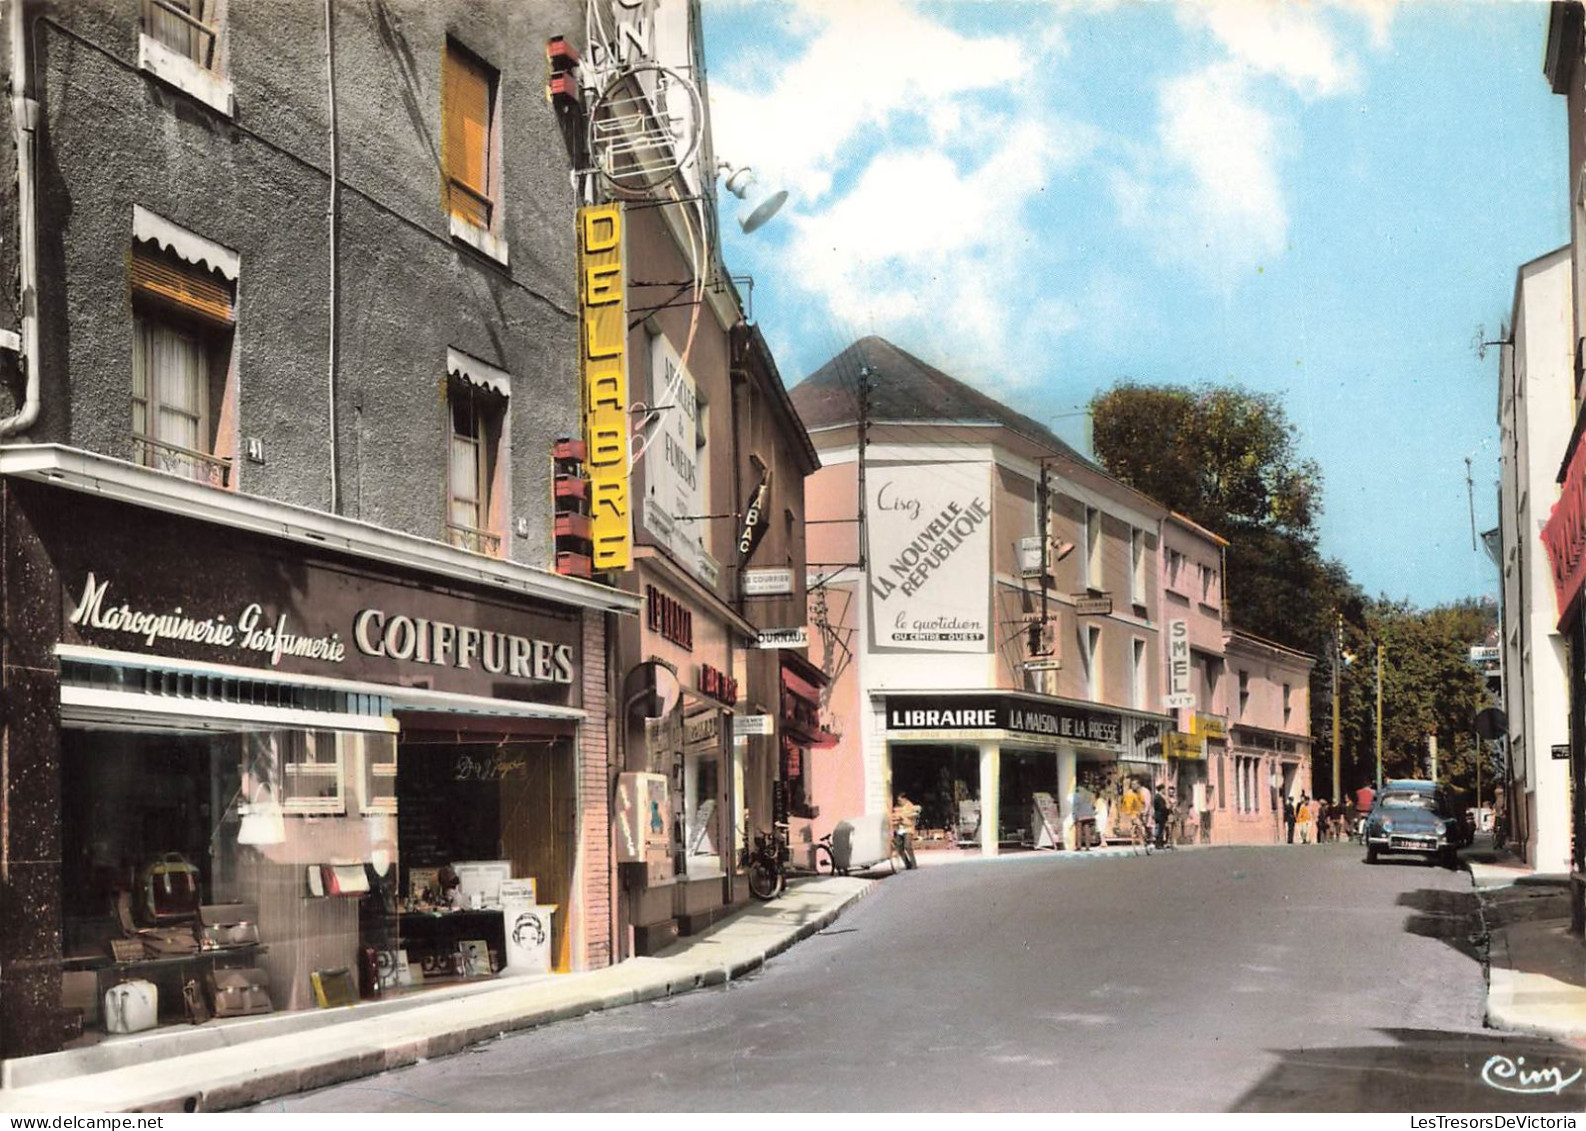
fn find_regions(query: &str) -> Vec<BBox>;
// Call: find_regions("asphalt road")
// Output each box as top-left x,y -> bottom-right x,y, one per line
258,843 -> 1586,1112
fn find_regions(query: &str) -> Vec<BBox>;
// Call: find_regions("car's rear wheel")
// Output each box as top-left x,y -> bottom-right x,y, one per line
1365,846 -> 1379,865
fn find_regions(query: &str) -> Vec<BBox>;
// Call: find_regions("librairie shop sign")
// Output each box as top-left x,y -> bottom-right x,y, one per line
67,572 -> 574,685
865,464 -> 992,653
887,694 -> 1123,748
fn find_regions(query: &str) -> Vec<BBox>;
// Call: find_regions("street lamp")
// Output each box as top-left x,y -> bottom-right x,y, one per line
1374,642 -> 1385,789
1331,614 -> 1355,805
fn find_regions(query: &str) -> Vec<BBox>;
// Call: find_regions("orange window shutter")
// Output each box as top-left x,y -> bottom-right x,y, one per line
443,45 -> 493,227
131,246 -> 234,324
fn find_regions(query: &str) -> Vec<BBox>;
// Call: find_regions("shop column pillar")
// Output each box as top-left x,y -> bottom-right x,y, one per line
1057,749 -> 1076,847
979,742 -> 1000,857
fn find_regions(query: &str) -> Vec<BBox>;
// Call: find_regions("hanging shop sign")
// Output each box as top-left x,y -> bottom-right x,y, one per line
732,714 -> 774,738
753,627 -> 808,649
1165,732 -> 1203,760
578,203 -> 632,571
640,332 -> 720,587
866,463 -> 992,653
1163,618 -> 1194,709
1073,593 -> 1113,617
1541,427 -> 1586,623
1553,744 -> 1571,761
738,471 -> 771,562
885,694 -> 1122,748
1191,712 -> 1228,741
699,662 -> 738,707
742,567 -> 794,596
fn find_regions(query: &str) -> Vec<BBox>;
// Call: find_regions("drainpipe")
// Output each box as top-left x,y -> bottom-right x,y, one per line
323,0 -> 340,512
0,0 -> 40,438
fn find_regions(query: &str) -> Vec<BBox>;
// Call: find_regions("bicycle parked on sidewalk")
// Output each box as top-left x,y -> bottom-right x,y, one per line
742,824 -> 787,901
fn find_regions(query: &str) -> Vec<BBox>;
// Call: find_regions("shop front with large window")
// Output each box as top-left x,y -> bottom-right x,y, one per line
0,456 -> 633,1063
883,693 -> 1142,854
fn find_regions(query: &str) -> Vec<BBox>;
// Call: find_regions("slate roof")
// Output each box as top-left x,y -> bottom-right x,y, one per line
789,335 -> 1100,472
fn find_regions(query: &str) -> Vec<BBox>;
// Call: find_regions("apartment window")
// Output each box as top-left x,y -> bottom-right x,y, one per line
144,0 -> 219,68
1166,548 -> 1186,591
1238,670 -> 1250,718
130,226 -> 236,487
442,41 -> 505,262
1199,563 -> 1219,605
1131,638 -> 1146,709
1085,506 -> 1103,590
138,0 -> 232,116
1085,625 -> 1103,699
1282,682 -> 1292,725
1130,528 -> 1147,606
447,376 -> 506,556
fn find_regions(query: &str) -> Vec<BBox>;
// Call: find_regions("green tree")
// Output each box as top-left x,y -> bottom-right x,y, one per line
1332,599 -> 1497,800
1089,382 -> 1346,652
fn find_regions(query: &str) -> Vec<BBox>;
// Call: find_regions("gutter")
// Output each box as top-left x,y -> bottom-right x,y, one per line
0,0 -> 39,437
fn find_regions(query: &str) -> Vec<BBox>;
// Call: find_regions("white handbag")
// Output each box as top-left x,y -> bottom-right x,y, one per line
104,979 -> 157,1034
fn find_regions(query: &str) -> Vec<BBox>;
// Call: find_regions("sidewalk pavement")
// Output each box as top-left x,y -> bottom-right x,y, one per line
1464,845 -> 1586,1043
0,875 -> 878,1114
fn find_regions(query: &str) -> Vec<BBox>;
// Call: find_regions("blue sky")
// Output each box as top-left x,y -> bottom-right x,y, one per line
701,0 -> 1566,610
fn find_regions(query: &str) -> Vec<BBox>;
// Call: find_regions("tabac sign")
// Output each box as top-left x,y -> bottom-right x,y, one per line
579,203 -> 631,571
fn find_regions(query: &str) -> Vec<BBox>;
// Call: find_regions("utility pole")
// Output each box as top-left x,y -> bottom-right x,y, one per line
856,364 -> 871,573
1331,613 -> 1342,805
1428,732 -> 1438,783
1375,643 -> 1385,788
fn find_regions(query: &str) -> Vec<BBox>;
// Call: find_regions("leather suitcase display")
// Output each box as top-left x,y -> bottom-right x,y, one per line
199,903 -> 260,950
140,923 -> 200,958
140,853 -> 201,923
208,967 -> 273,1017
104,980 -> 158,1034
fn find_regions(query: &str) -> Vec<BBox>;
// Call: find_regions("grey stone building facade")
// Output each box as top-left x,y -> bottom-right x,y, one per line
0,0 -> 643,1063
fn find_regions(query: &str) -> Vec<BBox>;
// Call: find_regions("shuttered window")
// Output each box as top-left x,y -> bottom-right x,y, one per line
132,244 -> 234,325
442,42 -> 496,229
143,0 -> 221,72
130,244 -> 234,486
446,378 -> 504,556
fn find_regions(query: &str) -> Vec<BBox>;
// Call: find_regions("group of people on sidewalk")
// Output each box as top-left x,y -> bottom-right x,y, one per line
1068,777 -> 1178,850
1281,788 -> 1369,844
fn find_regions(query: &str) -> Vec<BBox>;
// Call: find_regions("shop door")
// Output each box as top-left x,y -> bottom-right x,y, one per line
499,740 -> 576,972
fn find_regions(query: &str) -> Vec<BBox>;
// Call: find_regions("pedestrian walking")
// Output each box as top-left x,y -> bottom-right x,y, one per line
1151,782 -> 1171,848
1120,775 -> 1146,840
892,792 -> 920,869
1312,797 -> 1329,843
1069,781 -> 1096,851
1283,795 -> 1296,843
1297,793 -> 1313,845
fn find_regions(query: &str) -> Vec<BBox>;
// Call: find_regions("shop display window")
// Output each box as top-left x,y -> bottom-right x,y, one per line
684,750 -> 721,872
279,729 -> 345,814
58,722 -> 572,1044
891,744 -> 980,846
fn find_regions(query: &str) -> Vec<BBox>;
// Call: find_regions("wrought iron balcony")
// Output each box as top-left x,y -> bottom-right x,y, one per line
445,522 -> 502,557
131,433 -> 231,488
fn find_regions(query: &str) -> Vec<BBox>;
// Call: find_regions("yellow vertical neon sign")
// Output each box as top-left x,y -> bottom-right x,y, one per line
579,204 -> 631,571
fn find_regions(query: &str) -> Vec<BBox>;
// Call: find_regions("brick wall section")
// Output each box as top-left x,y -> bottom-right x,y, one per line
580,608 -> 612,969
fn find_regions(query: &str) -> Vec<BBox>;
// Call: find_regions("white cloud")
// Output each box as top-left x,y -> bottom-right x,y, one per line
1120,1 -> 1397,283
779,117 -> 1087,382
1179,0 -> 1366,98
708,0 -> 1039,203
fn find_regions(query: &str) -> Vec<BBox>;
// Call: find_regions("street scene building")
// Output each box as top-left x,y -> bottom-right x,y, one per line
793,337 -> 1312,860
1497,246 -> 1573,877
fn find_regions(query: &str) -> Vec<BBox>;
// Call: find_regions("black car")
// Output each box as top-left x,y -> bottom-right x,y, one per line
1362,780 -> 1465,867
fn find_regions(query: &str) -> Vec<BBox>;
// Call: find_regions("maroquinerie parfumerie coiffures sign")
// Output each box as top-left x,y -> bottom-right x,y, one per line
68,572 -> 574,683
